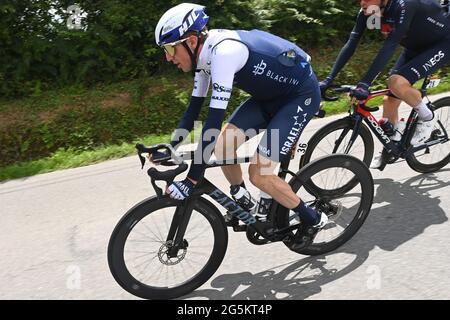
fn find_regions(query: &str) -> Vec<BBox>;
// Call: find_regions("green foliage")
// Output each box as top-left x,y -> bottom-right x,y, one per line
1,0 -> 450,171
0,75 -> 250,166
253,0 -> 357,46
0,133 -> 172,181
0,0 -> 359,98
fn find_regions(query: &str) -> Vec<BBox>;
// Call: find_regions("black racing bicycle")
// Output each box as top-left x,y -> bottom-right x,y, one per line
299,75 -> 450,187
108,142 -> 374,300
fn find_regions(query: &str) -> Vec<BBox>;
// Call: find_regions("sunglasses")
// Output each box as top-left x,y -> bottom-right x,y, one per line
162,38 -> 189,56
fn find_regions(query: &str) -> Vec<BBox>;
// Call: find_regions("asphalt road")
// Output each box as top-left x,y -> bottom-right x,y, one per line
1,92 -> 449,300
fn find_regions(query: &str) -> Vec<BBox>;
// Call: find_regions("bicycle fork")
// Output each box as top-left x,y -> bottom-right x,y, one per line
165,199 -> 195,258
332,115 -> 363,154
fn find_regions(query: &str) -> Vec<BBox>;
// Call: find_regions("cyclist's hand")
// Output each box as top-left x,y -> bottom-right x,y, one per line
166,178 -> 197,200
350,83 -> 370,101
319,76 -> 333,95
147,150 -> 170,164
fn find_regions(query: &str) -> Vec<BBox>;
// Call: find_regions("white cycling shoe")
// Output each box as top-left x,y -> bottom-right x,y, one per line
370,153 -> 383,169
410,113 -> 438,146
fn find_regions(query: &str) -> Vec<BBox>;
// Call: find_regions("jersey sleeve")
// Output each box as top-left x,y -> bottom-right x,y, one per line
192,69 -> 210,97
170,96 -> 205,149
360,0 -> 419,86
328,10 -> 367,81
170,66 -> 211,148
187,40 -> 249,181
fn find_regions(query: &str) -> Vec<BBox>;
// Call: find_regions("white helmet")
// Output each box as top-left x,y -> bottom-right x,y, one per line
155,3 -> 209,46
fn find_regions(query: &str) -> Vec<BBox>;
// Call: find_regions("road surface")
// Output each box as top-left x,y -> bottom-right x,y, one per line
1,92 -> 449,300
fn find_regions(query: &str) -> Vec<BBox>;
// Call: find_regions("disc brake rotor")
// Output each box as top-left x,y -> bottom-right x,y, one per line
158,240 -> 188,266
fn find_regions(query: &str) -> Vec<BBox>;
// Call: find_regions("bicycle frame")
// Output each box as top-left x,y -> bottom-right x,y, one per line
343,76 -> 449,159
166,152 -> 302,254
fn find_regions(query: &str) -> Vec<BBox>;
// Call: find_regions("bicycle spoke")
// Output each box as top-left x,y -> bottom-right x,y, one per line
140,220 -> 165,243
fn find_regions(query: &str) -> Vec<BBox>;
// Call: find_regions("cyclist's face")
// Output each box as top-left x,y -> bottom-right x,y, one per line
165,36 -> 197,73
359,0 -> 383,16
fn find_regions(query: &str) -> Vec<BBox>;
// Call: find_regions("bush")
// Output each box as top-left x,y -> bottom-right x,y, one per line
0,0 -> 357,98
1,0 -> 449,166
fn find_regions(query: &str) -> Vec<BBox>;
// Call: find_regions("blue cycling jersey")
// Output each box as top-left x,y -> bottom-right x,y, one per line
232,29 -> 313,100
170,29 -> 318,181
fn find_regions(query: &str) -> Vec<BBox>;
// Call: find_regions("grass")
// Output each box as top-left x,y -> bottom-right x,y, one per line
1,76 -> 450,182
0,127 -> 204,181
0,134 -> 170,181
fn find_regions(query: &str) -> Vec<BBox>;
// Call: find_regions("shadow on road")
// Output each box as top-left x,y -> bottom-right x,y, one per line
183,170 -> 449,300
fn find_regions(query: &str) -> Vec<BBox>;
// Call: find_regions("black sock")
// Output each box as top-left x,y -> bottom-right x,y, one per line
294,201 -> 320,225
257,197 -> 272,215
230,181 -> 246,195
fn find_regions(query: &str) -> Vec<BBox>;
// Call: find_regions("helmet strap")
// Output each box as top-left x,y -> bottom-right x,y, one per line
181,35 -> 201,76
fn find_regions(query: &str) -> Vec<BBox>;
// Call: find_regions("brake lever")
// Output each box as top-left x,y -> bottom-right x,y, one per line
323,85 -> 356,102
147,163 -> 189,199
138,153 -> 146,169
150,177 -> 164,199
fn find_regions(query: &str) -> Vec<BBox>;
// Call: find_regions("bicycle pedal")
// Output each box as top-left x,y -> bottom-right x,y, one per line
233,225 -> 247,232
288,235 -> 312,252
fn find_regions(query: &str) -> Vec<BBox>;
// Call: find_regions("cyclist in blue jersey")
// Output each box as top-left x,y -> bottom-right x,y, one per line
320,0 -> 450,169
152,3 -> 328,242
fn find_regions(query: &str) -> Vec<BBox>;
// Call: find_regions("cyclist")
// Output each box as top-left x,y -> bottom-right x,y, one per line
320,0 -> 450,169
153,3 -> 328,245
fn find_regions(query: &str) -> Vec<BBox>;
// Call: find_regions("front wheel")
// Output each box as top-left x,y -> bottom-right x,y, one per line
108,196 -> 228,300
300,117 -> 374,167
281,154 -> 374,256
406,97 -> 450,173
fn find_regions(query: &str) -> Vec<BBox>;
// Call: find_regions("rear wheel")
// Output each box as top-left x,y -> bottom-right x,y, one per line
299,117 -> 374,196
281,154 -> 374,256
406,97 -> 450,173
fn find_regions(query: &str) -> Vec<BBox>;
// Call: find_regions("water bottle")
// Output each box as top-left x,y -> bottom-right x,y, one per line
391,118 -> 407,142
379,118 -> 395,136
230,186 -> 257,212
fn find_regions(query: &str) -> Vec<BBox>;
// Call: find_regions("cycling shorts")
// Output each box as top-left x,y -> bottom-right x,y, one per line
228,75 -> 320,163
387,35 -> 450,98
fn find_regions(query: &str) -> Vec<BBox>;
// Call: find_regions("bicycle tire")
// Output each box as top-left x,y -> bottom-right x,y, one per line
300,117 -> 374,196
108,196 -> 228,300
406,97 -> 450,173
282,154 -> 374,256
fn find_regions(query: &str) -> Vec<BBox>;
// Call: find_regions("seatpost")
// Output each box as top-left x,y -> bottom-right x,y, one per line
420,75 -> 431,98
441,0 -> 449,14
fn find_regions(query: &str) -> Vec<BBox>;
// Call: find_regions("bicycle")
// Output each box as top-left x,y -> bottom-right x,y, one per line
299,75 -> 450,194
108,142 -> 374,300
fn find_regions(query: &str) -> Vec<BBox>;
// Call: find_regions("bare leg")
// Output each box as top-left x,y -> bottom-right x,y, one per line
388,75 -> 422,109
382,95 -> 403,125
249,154 -> 300,209
215,123 -> 247,186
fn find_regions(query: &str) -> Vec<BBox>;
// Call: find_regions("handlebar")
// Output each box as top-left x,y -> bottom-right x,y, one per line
135,143 -> 188,198
321,85 -> 355,102
321,84 -> 381,112
136,143 -> 184,168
